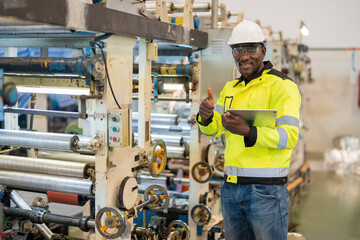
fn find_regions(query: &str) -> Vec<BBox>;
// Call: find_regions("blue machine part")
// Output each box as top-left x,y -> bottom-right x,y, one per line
194,16 -> 200,29
153,73 -> 158,103
0,68 -> 3,121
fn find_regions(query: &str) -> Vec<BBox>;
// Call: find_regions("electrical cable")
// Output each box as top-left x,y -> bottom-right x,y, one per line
94,42 -> 122,109
94,33 -> 113,42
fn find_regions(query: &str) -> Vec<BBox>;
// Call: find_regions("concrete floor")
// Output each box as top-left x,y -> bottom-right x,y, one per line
292,170 -> 360,240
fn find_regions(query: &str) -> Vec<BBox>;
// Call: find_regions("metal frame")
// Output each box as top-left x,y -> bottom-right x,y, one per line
0,0 -> 208,48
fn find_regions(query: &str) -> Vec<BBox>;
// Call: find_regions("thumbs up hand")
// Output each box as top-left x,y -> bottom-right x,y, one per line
199,88 -> 215,123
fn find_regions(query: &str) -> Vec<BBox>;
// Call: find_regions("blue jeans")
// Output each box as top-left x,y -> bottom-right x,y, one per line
220,182 -> 289,240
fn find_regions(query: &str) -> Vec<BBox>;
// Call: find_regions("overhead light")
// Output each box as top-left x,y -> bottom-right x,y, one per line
16,86 -> 90,95
300,21 -> 310,36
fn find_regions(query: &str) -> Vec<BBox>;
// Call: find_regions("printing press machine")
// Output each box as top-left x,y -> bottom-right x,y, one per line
0,1 -> 311,239
0,0 -> 233,239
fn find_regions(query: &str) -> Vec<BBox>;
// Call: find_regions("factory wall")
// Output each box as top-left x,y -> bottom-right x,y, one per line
302,50 -> 360,153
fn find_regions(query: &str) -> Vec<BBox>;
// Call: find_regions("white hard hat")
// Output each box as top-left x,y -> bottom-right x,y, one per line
228,20 -> 266,46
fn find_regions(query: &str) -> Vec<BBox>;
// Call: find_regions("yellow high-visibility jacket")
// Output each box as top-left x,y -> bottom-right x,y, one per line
197,61 -> 301,183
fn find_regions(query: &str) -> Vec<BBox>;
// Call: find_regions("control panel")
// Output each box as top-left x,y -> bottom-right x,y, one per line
108,109 -> 129,147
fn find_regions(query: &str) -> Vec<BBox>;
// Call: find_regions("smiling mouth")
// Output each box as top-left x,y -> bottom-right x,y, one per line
240,62 -> 252,67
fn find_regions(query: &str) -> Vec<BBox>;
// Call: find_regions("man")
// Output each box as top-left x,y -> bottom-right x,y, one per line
197,20 -> 301,240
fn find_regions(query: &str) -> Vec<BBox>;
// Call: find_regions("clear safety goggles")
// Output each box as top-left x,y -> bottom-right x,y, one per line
231,44 -> 263,56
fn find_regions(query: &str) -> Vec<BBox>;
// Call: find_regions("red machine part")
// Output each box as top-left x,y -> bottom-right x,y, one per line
47,191 -> 85,206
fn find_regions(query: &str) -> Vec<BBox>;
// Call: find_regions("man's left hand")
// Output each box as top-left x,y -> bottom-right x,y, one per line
222,111 -> 250,137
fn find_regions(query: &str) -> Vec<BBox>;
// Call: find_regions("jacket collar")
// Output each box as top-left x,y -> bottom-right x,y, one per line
233,61 -> 273,87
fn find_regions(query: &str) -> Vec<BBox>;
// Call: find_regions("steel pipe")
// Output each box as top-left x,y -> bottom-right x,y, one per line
0,170 -> 93,195
0,57 -> 102,78
0,155 -> 92,178
10,191 -> 53,240
0,129 -> 78,152
36,150 -> 95,165
3,107 -> 83,119
132,112 -> 179,125
211,0 -> 219,29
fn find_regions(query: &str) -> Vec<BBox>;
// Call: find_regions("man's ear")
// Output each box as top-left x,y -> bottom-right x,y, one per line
262,46 -> 267,59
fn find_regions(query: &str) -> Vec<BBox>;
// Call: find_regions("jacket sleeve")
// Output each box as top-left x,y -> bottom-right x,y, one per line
247,79 -> 301,149
196,88 -> 225,138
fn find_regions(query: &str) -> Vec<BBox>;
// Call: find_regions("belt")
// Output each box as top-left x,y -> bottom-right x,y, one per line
224,175 -> 287,185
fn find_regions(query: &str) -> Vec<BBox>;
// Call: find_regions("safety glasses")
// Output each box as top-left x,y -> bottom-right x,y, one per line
232,44 -> 262,57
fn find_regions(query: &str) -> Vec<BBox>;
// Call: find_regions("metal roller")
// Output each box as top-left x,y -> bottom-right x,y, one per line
0,155 -> 92,178
0,57 -> 103,79
36,150 -> 95,165
0,129 -> 78,152
4,107 -> 83,119
132,112 -> 179,125
133,124 -> 190,134
77,135 -> 99,155
173,3 -> 211,12
0,170 -> 93,195
167,145 -> 189,159
134,133 -> 185,146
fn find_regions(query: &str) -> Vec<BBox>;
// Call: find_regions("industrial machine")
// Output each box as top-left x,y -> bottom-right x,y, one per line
0,0 -> 212,239
0,0 -> 309,239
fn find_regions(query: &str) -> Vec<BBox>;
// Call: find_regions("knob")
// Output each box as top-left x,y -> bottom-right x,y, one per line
112,127 -> 120,132
112,116 -> 120,122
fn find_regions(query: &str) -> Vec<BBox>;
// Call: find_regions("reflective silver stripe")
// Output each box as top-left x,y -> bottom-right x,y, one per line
225,166 -> 289,178
203,119 -> 219,137
214,104 -> 223,114
276,116 -> 299,128
276,127 -> 288,149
